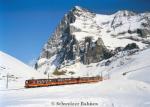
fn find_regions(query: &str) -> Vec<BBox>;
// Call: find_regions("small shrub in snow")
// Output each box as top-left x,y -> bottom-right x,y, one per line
53,69 -> 66,75
123,43 -> 139,51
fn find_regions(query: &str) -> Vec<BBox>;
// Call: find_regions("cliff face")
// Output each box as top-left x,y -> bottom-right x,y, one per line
35,6 -> 150,75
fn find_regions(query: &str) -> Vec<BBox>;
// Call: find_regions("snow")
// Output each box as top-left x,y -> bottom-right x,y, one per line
94,14 -> 114,26
0,51 -> 46,89
37,56 -> 57,75
70,13 -> 100,41
0,79 -> 150,107
1,48 -> 150,107
74,6 -> 83,11
0,51 -> 45,79
100,29 -> 146,49
70,11 -> 149,49
94,13 -> 149,49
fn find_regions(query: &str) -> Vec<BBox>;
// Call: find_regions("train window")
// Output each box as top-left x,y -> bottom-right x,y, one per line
51,79 -> 55,82
37,80 -> 41,84
45,80 -> 47,83
28,81 -> 33,84
58,79 -> 60,82
40,81 -> 42,84
42,80 -> 44,83
40,80 -> 42,83
35,80 -> 38,83
32,81 -> 35,84
41,80 -> 43,84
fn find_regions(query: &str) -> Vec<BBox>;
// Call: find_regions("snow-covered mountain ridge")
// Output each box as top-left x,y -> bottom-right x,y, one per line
0,51 -> 46,89
36,6 -> 150,76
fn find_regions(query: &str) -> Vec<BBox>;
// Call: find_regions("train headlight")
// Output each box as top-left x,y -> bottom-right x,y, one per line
25,81 -> 28,84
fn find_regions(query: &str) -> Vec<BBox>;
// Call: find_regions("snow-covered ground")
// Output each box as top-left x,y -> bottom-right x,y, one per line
0,79 -> 150,107
0,48 -> 150,107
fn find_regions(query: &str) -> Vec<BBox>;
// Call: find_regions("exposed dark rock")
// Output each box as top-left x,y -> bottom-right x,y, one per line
137,29 -> 150,38
115,47 -> 124,52
105,60 -> 111,66
82,37 -> 113,64
123,43 -> 139,51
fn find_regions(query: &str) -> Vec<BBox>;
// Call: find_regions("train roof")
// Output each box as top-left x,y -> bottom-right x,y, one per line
26,76 -> 101,81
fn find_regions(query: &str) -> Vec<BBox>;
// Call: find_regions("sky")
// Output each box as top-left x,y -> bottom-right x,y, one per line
0,0 -> 150,65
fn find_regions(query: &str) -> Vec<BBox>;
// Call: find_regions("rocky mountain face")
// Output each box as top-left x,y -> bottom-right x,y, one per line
35,6 -> 150,76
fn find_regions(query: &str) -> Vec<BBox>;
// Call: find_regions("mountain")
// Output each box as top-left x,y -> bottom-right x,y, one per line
35,6 -> 150,76
0,51 -> 46,89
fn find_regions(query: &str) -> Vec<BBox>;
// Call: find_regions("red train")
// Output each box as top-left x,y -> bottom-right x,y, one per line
25,76 -> 102,88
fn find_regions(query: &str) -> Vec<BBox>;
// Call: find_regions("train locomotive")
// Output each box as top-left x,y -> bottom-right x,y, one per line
25,76 -> 102,88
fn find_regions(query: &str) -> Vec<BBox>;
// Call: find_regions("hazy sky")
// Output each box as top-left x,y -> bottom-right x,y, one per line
0,0 -> 150,65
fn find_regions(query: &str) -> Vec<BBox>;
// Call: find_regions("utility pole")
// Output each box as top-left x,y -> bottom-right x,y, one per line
107,70 -> 110,79
6,73 -> 9,89
101,71 -> 103,81
48,73 -> 49,79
